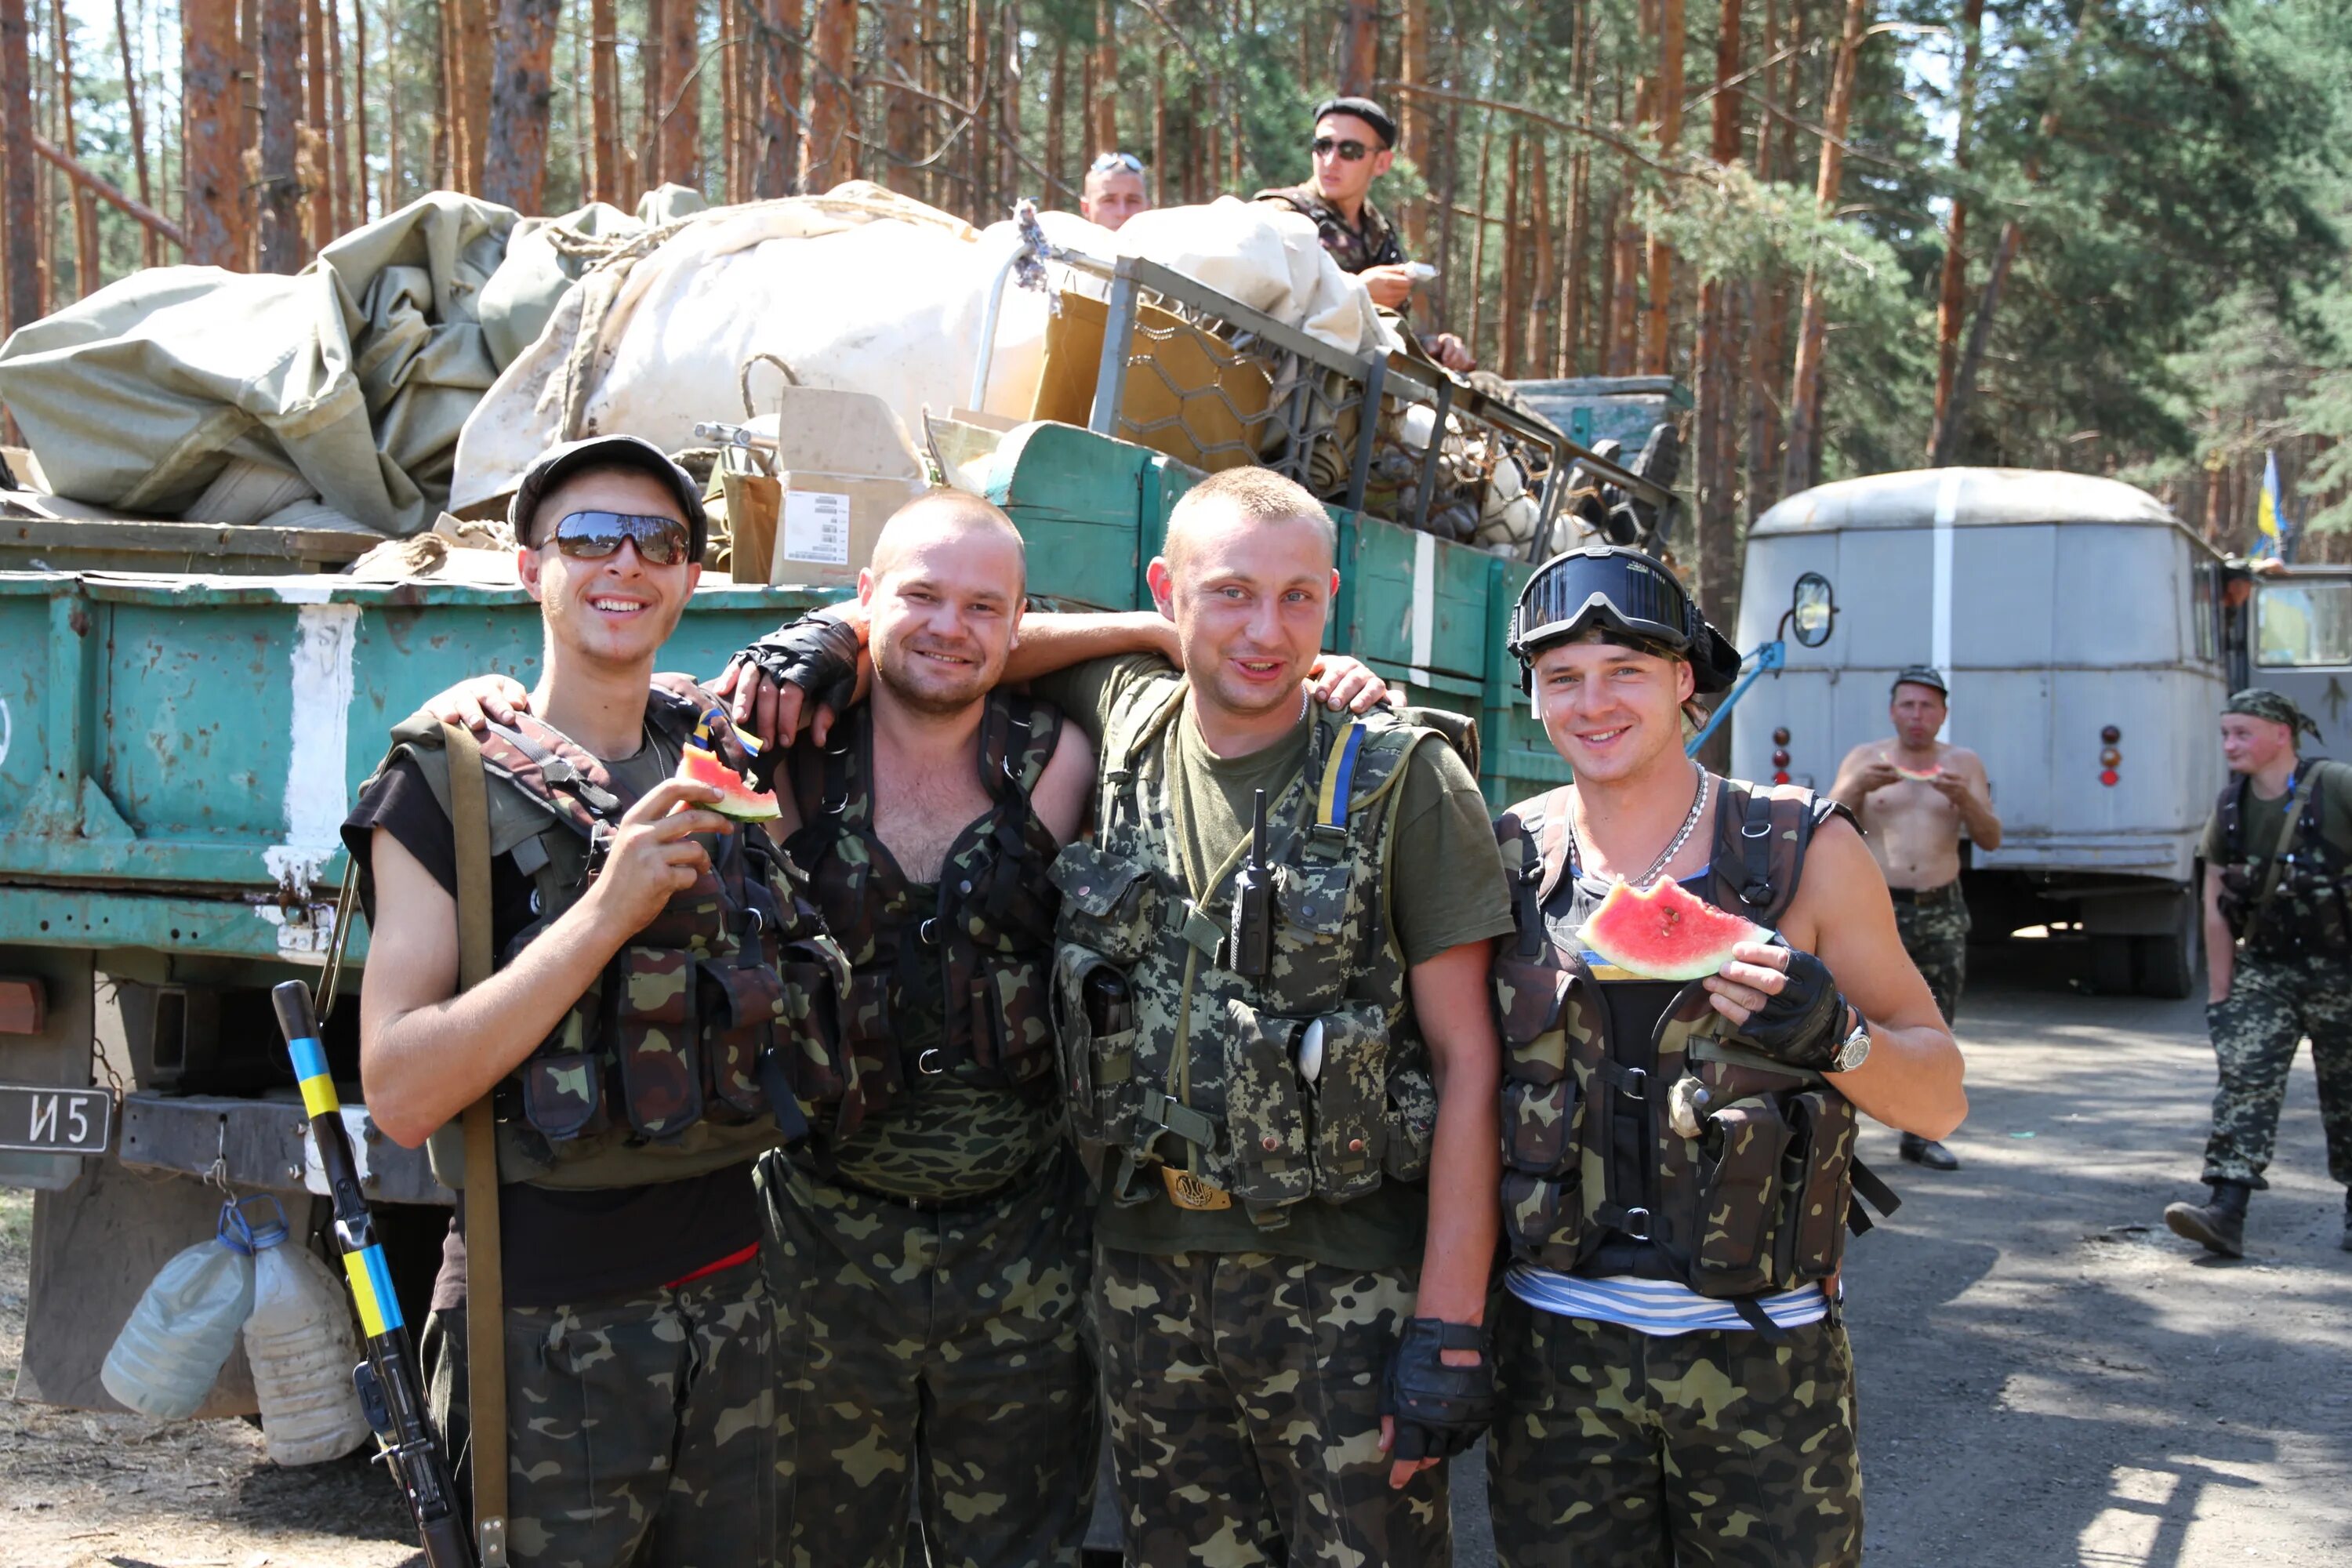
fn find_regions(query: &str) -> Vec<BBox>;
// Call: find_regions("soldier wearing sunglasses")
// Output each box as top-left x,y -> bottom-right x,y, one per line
1255,96 -> 1475,373
347,434 -> 839,1567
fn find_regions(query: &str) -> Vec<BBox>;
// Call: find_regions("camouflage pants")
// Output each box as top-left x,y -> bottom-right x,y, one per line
757,1149 -> 1098,1568
421,1259 -> 778,1568
2201,950 -> 2352,1190
1094,1247 -> 1450,1568
1893,882 -> 1969,1024
1486,1293 -> 1862,1567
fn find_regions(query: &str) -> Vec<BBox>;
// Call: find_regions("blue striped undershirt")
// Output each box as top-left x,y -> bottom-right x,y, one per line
1506,1264 -> 1830,1336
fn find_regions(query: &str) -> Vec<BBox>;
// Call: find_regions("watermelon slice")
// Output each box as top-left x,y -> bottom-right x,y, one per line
674,718 -> 780,821
1580,878 -> 1768,982
1884,752 -> 1944,782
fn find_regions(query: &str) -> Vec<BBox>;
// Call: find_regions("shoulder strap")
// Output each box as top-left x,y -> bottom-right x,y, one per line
2250,764 -> 2325,932
2220,776 -> 2247,862
1711,776 -> 1831,925
441,721 -> 508,1562
1533,786 -> 1576,905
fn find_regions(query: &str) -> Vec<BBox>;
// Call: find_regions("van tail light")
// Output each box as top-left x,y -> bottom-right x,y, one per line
2100,724 -> 2121,786
1772,728 -> 1791,785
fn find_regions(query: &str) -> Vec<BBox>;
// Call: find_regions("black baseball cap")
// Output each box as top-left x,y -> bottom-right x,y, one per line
1891,665 -> 1948,696
509,434 -> 710,563
1312,96 -> 1397,150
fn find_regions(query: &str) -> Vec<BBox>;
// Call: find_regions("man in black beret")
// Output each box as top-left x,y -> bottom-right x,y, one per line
1256,96 -> 1475,372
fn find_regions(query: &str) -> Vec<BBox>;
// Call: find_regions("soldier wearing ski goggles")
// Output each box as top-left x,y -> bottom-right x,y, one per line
1483,544 -> 1966,1566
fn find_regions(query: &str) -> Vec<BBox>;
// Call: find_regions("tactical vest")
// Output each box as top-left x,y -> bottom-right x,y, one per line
372,680 -> 851,1191
1490,778 -> 1894,1303
2215,762 -> 2352,959
783,692 -> 1065,1140
1048,675 -> 1451,1223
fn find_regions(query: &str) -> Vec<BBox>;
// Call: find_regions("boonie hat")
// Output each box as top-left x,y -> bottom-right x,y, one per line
510,434 -> 710,564
1891,665 -> 1948,696
1312,96 -> 1398,150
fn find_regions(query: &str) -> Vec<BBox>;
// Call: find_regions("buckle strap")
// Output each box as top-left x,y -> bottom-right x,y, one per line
1165,899 -> 1226,960
1595,1060 -> 1650,1099
1140,1089 -> 1219,1150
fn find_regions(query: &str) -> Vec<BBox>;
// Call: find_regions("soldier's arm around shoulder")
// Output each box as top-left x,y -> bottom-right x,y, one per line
1778,815 -> 1968,1141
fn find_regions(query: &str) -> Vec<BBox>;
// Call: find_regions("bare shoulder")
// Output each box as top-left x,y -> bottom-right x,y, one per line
1783,814 -> 1894,946
1838,737 -> 1892,768
1940,744 -> 1990,775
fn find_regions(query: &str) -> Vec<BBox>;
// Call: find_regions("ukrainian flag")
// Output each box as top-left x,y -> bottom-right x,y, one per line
2256,450 -> 2286,559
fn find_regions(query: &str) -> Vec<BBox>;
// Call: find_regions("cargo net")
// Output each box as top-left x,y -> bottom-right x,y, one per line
1102,292 -> 1552,557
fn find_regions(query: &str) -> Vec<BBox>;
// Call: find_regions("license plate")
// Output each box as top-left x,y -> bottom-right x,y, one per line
0,1082 -> 114,1155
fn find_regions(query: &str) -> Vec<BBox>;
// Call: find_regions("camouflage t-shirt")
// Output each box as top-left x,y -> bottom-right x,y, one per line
820,881 -> 1064,1203
1254,183 -> 1409,276
1030,655 -> 1515,1269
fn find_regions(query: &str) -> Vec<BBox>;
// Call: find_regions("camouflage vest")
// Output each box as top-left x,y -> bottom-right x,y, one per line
783,692 -> 1065,1141
1254,184 -> 1409,275
1048,675 -> 1447,1225
1490,778 -> 1893,1303
374,680 -> 851,1191
2215,761 -> 2352,958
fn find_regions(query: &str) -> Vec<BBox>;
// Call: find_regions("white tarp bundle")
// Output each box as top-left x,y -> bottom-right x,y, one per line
450,187 -> 1397,510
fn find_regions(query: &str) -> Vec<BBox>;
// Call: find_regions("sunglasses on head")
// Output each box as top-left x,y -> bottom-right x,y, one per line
542,510 -> 695,567
1090,151 -> 1145,174
1312,136 -> 1374,162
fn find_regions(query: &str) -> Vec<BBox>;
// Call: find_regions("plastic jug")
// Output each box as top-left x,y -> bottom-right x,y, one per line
241,1196 -> 372,1465
100,1200 -> 258,1421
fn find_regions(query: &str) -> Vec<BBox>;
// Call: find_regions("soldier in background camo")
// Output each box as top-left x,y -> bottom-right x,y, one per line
2165,689 -> 2352,1258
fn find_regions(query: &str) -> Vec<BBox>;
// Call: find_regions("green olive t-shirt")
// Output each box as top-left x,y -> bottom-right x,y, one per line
1029,655 -> 1514,1270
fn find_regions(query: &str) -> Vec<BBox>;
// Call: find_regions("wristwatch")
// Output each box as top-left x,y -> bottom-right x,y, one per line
1831,1008 -> 1872,1073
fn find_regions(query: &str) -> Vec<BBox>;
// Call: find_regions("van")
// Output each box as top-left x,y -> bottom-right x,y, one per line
1731,468 -> 2234,997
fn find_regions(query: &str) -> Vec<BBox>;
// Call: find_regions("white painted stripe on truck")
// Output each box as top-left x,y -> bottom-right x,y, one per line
1412,529 -> 1436,671
1932,467 -> 1961,737
263,602 -> 361,895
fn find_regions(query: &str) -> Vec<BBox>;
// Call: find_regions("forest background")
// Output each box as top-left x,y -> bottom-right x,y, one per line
1,0 -> 2349,622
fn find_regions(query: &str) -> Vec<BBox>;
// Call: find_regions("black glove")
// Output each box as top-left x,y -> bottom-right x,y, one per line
731,611 -> 861,786
1730,941 -> 1847,1071
1380,1318 -> 1499,1463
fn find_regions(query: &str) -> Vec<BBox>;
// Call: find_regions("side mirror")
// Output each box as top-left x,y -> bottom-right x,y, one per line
1789,572 -> 1836,648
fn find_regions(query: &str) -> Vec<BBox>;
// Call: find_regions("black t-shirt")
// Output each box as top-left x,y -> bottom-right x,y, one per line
343,751 -> 761,1311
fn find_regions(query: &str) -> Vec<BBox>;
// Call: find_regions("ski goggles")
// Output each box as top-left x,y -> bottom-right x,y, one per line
1312,137 -> 1374,162
1506,545 -> 1740,693
544,510 -> 696,568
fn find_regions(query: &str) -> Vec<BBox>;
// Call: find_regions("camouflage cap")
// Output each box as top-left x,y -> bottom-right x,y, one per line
2223,688 -> 2322,742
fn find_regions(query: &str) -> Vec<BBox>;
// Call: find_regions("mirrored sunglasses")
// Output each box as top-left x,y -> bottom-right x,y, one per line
545,510 -> 695,567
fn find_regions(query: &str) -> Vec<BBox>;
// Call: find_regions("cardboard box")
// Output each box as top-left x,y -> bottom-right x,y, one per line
760,387 -> 928,590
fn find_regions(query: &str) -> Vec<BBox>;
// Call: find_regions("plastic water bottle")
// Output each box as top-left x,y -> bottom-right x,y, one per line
100,1200 -> 258,1421
240,1196 -> 372,1465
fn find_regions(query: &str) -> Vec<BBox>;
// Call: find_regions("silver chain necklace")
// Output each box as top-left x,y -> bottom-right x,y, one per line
1573,761 -> 1710,889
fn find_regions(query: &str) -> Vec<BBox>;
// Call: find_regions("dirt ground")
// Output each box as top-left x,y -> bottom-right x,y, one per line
5,937 -> 2350,1566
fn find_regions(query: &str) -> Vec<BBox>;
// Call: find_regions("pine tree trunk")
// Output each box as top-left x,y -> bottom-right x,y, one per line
1046,38 -> 1065,198
1642,0 -> 1684,376
257,0 -> 304,270
591,0 -> 621,199
386,1 -> 405,211
640,0 -> 666,188
326,0 -> 350,233
453,0 -> 492,190
1091,0 -> 1115,154
1560,147 -> 1586,375
182,0 -> 244,265
884,0 -> 917,194
758,0 -> 800,194
1338,0 -> 1376,96
483,0 -> 561,210
110,0 -> 157,264
304,0 -> 330,244
1466,118 -> 1492,361
1526,137 -> 1553,376
1497,131 -> 1522,377
0,0 -> 36,329
720,0 -> 739,198
806,0 -> 854,191
1780,0 -> 1869,495
354,0 -> 370,223
1926,0 -> 1985,466
1693,0 -> 1744,618
1399,0 -> 1426,245
660,0 -> 700,191
965,0 -> 989,216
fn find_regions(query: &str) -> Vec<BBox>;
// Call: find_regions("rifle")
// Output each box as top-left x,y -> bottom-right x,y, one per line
270,980 -> 474,1568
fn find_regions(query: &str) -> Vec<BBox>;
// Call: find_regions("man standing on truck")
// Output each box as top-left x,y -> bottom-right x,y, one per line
1486,545 -> 1965,1566
1255,96 -> 1476,373
1080,151 -> 1152,230
347,435 -> 842,1567
1829,665 -> 2002,1171
2165,689 -> 2352,1258
734,468 -> 1508,1566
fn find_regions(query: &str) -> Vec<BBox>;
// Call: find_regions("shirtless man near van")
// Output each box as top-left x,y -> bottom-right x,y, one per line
1831,666 -> 2002,1171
